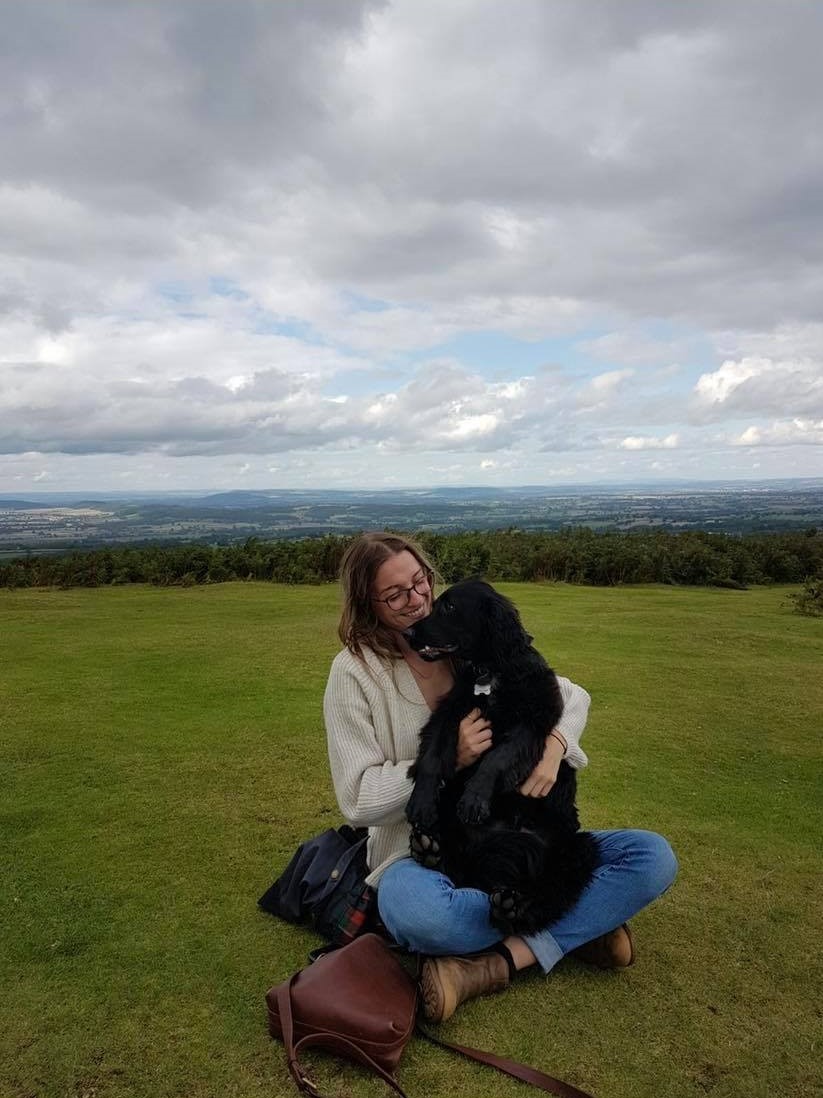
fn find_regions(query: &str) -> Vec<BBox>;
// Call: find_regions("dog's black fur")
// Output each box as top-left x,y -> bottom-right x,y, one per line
404,579 -> 598,934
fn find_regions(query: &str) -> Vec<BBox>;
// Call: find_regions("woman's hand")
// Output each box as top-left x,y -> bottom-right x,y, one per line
519,731 -> 567,797
455,708 -> 493,770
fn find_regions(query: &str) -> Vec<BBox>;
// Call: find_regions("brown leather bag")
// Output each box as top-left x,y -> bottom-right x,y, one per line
266,933 -> 595,1098
267,933 -> 417,1095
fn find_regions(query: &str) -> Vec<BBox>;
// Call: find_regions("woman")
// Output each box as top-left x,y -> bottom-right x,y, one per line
324,532 -> 677,1023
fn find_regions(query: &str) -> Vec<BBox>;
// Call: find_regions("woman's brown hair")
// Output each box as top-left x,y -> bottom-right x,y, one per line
338,531 -> 436,659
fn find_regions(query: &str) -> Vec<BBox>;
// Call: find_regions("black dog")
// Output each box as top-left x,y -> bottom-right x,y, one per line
404,579 -> 598,935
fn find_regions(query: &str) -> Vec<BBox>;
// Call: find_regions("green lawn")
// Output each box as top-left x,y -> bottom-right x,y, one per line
1,582 -> 821,1098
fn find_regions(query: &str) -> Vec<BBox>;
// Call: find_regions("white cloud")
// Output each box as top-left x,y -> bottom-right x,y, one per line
619,434 -> 680,451
446,414 -> 499,440
714,322 -> 823,364
576,369 -> 635,413
578,329 -> 691,368
733,419 -> 823,447
2,2 -> 823,487
693,356 -> 823,419
694,358 -> 765,404
588,369 -> 635,392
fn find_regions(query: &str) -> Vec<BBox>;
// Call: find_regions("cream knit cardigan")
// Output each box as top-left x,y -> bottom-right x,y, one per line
324,646 -> 592,886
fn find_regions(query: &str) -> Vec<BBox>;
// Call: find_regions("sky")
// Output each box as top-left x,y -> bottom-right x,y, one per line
2,0 -> 823,492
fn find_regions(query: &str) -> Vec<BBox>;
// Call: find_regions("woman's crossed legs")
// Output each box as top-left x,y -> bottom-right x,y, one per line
377,828 -> 677,974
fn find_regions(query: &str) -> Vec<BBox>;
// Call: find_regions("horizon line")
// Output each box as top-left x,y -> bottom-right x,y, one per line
3,474 -> 823,498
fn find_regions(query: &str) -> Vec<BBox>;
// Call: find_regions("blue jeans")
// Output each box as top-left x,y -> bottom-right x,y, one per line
377,829 -> 677,973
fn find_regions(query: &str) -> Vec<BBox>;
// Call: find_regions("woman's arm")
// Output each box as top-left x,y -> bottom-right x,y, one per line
519,676 -> 590,797
324,657 -> 415,828
553,676 -> 590,770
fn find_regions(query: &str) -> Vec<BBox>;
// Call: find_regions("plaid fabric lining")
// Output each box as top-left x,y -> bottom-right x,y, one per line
330,883 -> 381,946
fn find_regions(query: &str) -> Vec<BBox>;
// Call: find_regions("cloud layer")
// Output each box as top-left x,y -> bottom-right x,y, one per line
2,0 -> 822,489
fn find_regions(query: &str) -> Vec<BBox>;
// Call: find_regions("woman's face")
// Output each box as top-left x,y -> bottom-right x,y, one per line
371,550 -> 433,634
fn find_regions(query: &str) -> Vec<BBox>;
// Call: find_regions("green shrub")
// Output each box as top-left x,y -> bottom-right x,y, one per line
789,576 -> 823,616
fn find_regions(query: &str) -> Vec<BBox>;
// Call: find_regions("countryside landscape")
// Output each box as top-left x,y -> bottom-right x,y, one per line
4,3 -> 823,1097
2,479 -> 823,555
3,479 -> 823,1097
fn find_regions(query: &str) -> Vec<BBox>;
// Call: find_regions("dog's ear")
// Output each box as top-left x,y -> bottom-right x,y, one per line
486,589 -> 531,661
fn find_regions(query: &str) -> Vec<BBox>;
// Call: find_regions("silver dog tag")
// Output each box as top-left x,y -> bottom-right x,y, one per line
474,680 -> 492,696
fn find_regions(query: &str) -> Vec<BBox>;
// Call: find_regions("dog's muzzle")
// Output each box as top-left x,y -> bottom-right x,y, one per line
416,644 -> 458,660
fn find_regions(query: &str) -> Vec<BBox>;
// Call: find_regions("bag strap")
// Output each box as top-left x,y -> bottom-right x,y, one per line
276,977 -> 411,1098
417,1025 -> 596,1098
276,953 -> 595,1098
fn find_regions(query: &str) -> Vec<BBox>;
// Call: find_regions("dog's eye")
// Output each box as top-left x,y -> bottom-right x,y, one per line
441,601 -> 455,614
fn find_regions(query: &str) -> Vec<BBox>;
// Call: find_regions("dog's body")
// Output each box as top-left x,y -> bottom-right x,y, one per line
404,579 -> 598,934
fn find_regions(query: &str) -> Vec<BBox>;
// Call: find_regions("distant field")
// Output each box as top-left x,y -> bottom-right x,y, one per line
2,582 -> 822,1098
2,481 -> 823,552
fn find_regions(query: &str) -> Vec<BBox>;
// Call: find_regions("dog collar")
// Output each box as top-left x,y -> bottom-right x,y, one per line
473,671 -> 494,696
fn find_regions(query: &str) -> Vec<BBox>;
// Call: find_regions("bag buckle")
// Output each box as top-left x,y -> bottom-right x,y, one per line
288,1057 -> 320,1097
294,1067 -> 320,1097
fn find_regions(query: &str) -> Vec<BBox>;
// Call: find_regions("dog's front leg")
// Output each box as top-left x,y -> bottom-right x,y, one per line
456,736 -> 526,824
405,710 -> 461,833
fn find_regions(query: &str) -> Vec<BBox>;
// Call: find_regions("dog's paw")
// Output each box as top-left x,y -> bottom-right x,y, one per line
489,887 -> 538,934
409,826 -> 443,869
406,786 -> 441,833
456,789 -> 491,824
406,803 -> 440,834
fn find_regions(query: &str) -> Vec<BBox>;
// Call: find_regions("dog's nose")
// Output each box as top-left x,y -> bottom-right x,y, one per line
402,626 -> 417,641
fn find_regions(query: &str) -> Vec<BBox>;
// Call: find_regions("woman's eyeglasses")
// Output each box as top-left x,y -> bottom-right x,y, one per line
373,570 -> 434,611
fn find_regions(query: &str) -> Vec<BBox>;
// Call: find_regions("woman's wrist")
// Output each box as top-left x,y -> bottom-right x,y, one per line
548,729 -> 567,755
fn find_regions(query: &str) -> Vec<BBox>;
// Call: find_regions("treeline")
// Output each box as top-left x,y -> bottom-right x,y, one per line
2,528 -> 822,590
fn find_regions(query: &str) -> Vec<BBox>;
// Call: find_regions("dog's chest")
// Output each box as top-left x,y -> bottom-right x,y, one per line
457,675 -> 516,726
452,665 -> 558,733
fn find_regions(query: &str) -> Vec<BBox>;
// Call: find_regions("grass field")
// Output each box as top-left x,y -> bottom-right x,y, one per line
2,581 -> 822,1098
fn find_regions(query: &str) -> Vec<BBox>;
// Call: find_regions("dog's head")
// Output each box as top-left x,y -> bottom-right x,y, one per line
403,578 -> 532,665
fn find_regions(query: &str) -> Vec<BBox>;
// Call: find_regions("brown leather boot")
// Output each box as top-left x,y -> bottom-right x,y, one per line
570,923 -> 635,969
420,951 -> 510,1022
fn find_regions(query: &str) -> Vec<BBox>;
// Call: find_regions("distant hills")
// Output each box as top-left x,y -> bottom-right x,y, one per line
5,477 -> 823,506
1,480 -> 822,555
